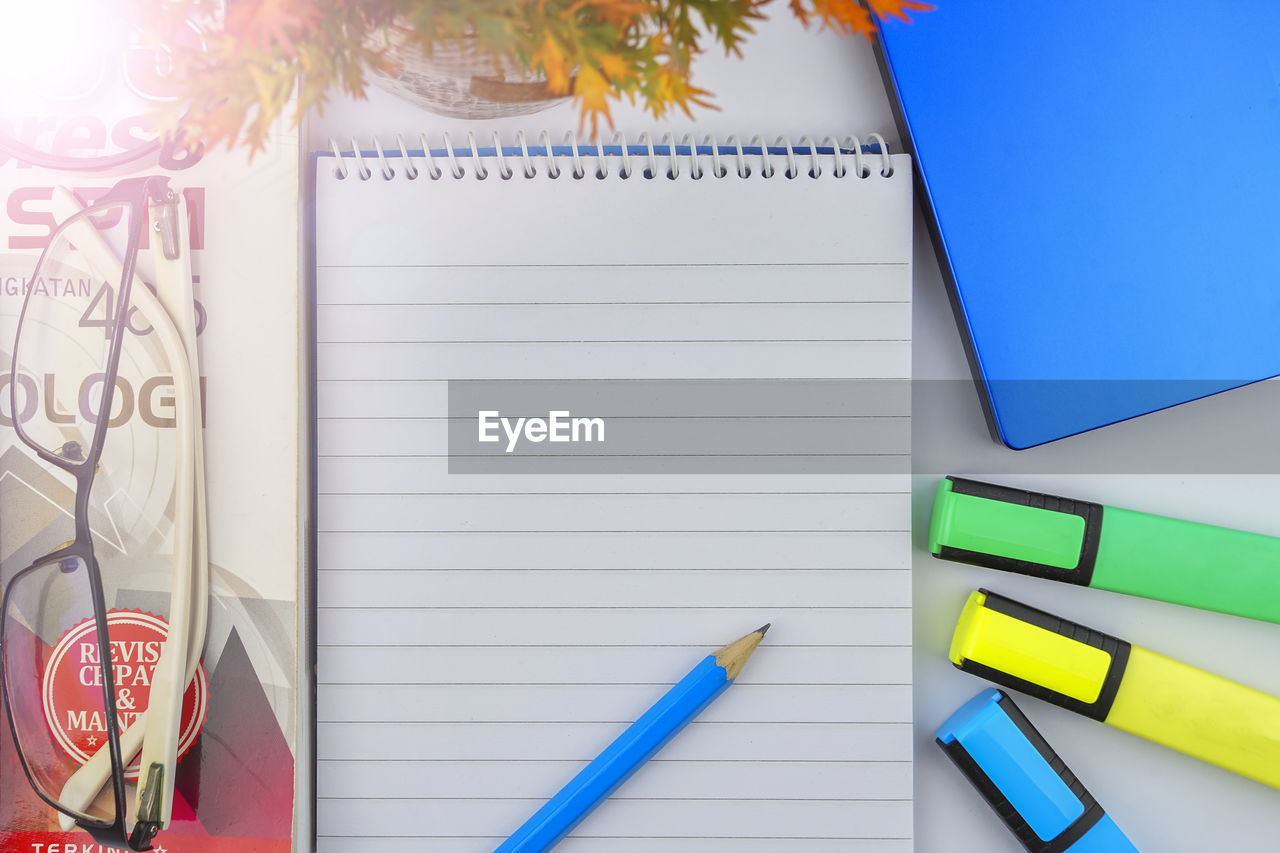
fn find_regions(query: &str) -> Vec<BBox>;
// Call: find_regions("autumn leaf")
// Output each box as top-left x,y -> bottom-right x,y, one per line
574,63 -> 615,138
793,0 -> 935,39
866,0 -> 935,24
531,33 -> 574,94
225,0 -> 319,56
595,51 -> 632,84
800,0 -> 877,38
789,0 -> 812,27
144,0 -> 935,151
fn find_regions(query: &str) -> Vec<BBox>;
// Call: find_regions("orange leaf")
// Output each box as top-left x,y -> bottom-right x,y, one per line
594,51 -> 630,83
225,0 -> 316,56
574,64 -> 614,139
531,33 -> 573,94
789,0 -> 813,27
804,0 -> 876,39
866,0 -> 936,23
582,0 -> 648,27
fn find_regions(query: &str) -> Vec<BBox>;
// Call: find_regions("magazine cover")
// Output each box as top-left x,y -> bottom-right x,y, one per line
0,12 -> 304,853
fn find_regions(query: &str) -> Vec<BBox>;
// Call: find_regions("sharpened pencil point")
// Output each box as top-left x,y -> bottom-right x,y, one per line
758,623 -> 771,636
714,625 -> 770,681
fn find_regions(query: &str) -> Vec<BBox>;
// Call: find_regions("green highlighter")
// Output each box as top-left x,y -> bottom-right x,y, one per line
930,476 -> 1280,625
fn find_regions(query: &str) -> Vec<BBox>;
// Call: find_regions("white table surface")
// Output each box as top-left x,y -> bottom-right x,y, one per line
308,13 -> 1280,850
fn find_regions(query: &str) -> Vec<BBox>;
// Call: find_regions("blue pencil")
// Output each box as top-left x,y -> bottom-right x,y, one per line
494,624 -> 770,853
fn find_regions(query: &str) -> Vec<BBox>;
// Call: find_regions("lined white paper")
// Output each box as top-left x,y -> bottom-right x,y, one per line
313,143 -> 913,852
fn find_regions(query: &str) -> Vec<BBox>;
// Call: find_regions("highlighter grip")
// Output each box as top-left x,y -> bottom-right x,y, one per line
935,689 -> 1130,852
930,477 -> 1103,584
950,590 -> 1130,721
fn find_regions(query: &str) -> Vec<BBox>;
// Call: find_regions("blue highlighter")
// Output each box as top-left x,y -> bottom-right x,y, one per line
936,689 -> 1138,852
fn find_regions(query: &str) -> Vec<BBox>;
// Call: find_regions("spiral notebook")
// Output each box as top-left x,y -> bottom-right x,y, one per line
310,133 -> 914,852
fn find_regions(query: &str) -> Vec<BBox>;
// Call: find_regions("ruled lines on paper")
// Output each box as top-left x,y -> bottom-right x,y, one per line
313,155 -> 913,852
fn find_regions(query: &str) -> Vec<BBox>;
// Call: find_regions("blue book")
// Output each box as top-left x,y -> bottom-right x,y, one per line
875,3 -> 1280,448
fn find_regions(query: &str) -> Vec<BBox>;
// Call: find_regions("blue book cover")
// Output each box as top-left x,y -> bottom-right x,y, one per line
875,3 -> 1280,448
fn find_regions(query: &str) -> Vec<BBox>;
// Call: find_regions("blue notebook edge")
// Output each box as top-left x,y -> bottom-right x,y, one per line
867,21 -> 1280,451
866,27 -> 1015,448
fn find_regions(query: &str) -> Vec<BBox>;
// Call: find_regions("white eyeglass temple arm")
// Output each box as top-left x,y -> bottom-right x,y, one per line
50,189 -> 208,834
132,192 -> 203,832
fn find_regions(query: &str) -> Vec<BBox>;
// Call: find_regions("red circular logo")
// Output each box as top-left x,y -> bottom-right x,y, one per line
41,610 -> 208,780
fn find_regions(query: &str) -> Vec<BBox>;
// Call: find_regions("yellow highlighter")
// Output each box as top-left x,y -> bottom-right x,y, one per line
950,589 -> 1280,790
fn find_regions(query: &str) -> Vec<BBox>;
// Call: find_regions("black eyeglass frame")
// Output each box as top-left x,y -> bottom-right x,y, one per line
0,175 -> 177,852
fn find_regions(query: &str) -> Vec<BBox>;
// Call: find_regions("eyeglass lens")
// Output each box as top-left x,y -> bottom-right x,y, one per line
3,555 -> 117,824
11,201 -> 137,466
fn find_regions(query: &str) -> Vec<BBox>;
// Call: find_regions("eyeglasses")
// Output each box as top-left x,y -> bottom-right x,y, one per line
1,176 -> 208,851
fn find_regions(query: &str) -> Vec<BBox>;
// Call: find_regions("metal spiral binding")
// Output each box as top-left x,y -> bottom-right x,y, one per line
325,132 -> 893,181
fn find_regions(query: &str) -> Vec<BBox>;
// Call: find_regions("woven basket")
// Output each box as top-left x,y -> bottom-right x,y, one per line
366,27 -> 572,120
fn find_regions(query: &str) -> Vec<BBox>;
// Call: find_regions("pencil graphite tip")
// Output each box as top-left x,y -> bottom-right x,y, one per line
715,625 -> 770,681
757,623 -> 771,636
